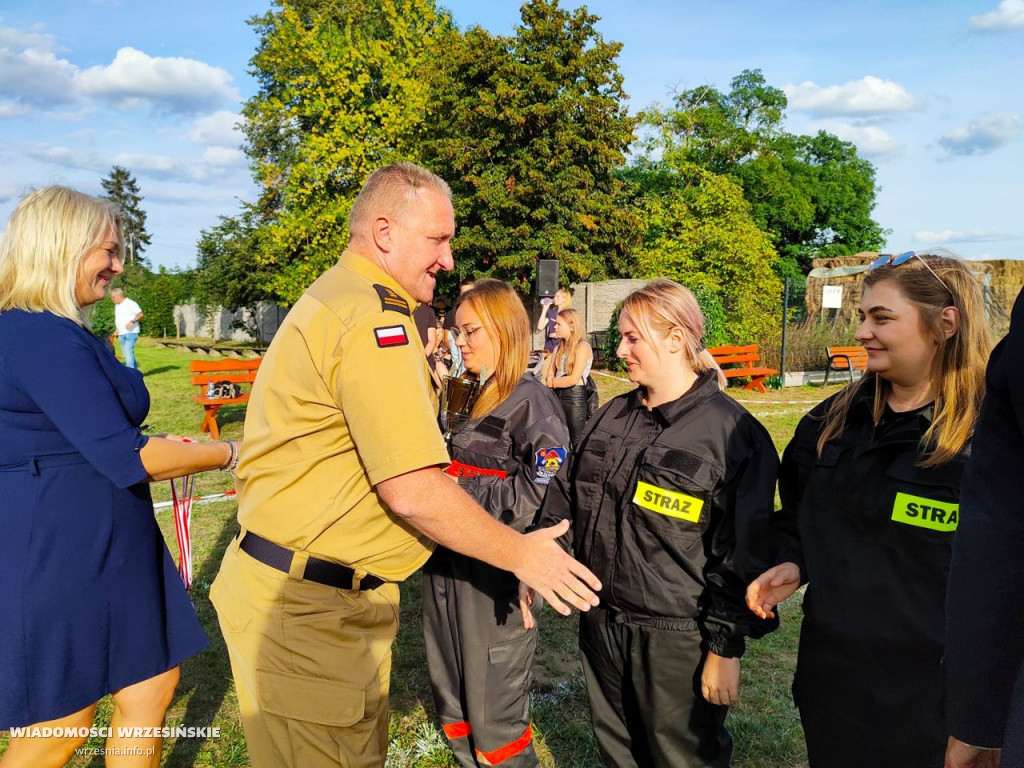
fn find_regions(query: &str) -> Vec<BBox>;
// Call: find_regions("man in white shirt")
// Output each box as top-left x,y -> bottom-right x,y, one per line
111,288 -> 144,369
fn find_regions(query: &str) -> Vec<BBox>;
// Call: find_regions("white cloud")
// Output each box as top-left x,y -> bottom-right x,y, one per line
0,22 -> 77,107
814,120 -> 902,158
784,76 -> 918,116
970,0 -> 1024,30
75,47 -> 239,114
938,112 -> 1022,156
915,229 -> 1003,243
22,142 -> 105,172
0,100 -> 32,118
189,110 -> 242,147
202,146 -> 246,167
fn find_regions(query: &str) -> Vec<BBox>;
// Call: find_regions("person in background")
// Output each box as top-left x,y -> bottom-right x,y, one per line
530,278 -> 779,767
747,252 -> 991,767
111,287 -> 143,370
944,285 -> 1024,768
0,186 -> 238,768
542,308 -> 593,446
444,277 -> 476,377
211,163 -> 600,768
535,288 -> 570,353
414,300 -> 439,353
423,279 -> 569,768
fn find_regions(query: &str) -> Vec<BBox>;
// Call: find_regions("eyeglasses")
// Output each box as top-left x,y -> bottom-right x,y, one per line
869,251 -> 952,295
452,324 -> 487,342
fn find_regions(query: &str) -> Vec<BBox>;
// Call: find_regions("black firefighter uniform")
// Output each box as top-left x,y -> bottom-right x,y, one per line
781,380 -> 968,768
536,371 -> 782,768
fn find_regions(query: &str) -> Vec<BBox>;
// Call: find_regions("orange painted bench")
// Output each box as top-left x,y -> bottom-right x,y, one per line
190,359 -> 261,440
824,345 -> 868,386
708,344 -> 778,393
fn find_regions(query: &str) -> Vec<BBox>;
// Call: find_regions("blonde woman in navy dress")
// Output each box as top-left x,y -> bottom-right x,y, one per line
0,187 -> 239,767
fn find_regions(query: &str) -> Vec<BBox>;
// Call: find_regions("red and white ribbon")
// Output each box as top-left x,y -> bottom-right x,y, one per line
170,472 -> 195,590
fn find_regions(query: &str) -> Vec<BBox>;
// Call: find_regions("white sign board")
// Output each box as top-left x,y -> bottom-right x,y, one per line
822,285 -> 843,309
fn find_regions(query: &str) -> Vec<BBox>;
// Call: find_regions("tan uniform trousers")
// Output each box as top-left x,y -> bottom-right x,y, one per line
211,535 -> 400,768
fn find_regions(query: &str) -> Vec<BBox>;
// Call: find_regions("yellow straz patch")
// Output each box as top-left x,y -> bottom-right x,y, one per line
632,481 -> 703,522
891,492 -> 959,532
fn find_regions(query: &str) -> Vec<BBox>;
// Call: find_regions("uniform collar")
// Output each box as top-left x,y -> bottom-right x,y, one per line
617,369 -> 721,427
849,376 -> 935,445
338,249 -> 420,309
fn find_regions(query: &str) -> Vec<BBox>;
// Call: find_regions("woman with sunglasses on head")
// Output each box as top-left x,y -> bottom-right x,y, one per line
529,278 -> 781,768
423,279 -> 570,768
542,308 -> 593,446
747,252 -> 991,767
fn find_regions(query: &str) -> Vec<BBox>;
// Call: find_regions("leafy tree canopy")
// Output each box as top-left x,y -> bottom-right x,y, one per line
241,0 -> 451,303
643,69 -> 888,274
632,162 -> 782,344
421,0 -> 640,295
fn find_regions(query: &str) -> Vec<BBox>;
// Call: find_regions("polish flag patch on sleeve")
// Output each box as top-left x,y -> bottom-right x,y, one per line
375,325 -> 409,347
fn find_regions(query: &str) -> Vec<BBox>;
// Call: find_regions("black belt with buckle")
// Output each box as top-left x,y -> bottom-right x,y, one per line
239,531 -> 384,591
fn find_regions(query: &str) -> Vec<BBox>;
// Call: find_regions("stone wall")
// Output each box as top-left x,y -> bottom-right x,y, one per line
172,302 -> 288,344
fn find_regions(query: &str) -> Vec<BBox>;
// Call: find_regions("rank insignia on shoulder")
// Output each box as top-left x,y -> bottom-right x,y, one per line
373,284 -> 411,316
534,446 -> 567,484
374,325 -> 409,348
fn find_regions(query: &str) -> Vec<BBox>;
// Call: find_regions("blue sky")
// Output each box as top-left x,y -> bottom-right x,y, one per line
1,0 -> 1022,270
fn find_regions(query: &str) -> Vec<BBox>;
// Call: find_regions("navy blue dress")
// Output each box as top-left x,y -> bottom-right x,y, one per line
0,310 -> 208,729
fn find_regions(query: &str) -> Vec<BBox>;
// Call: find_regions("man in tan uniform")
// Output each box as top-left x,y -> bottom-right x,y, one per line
211,163 -> 600,768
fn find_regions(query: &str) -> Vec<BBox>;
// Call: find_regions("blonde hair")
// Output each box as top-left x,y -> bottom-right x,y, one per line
458,279 -> 530,419
544,307 -> 586,380
817,252 -> 991,467
620,278 -> 726,387
0,186 -> 122,326
348,162 -> 451,239
555,288 -> 572,308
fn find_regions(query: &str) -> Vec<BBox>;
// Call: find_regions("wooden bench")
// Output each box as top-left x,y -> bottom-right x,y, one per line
708,344 -> 779,393
824,345 -> 868,386
190,359 -> 261,440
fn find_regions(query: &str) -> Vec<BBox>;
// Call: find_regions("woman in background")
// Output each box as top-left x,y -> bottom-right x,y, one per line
747,252 -> 991,767
536,288 -> 571,353
542,308 -> 593,446
0,186 -> 239,768
423,279 -> 570,768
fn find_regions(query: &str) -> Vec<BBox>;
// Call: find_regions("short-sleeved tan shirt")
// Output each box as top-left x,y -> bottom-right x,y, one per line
235,251 -> 450,581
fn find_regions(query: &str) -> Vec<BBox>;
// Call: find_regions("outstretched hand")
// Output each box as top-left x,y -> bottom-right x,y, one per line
513,520 -> 601,617
746,562 -> 801,620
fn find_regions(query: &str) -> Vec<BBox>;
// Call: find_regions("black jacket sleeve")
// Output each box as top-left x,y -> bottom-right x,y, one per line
702,416 -> 781,657
459,397 -> 570,534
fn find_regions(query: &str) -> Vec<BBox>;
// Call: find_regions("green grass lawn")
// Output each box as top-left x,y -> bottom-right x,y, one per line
1,341 -> 845,767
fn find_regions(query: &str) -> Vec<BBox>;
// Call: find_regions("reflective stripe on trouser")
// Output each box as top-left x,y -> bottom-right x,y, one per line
423,549 -> 539,767
580,606 -> 732,768
211,536 -> 400,768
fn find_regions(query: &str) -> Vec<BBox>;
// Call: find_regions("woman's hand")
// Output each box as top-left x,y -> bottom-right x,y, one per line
518,582 -> 536,629
701,652 -> 740,706
746,562 -> 801,620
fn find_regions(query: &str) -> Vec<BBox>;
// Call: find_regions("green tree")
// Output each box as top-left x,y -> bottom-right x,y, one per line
633,163 -> 782,344
241,0 -> 451,303
644,69 -> 887,274
101,165 -> 152,267
421,0 -> 640,293
194,212 -> 278,312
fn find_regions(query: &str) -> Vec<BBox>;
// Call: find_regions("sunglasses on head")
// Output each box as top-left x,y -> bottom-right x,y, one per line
869,251 -> 952,295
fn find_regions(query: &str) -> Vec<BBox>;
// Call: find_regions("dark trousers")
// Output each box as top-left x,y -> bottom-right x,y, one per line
580,607 -> 732,768
557,386 -> 588,447
422,549 -> 539,768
